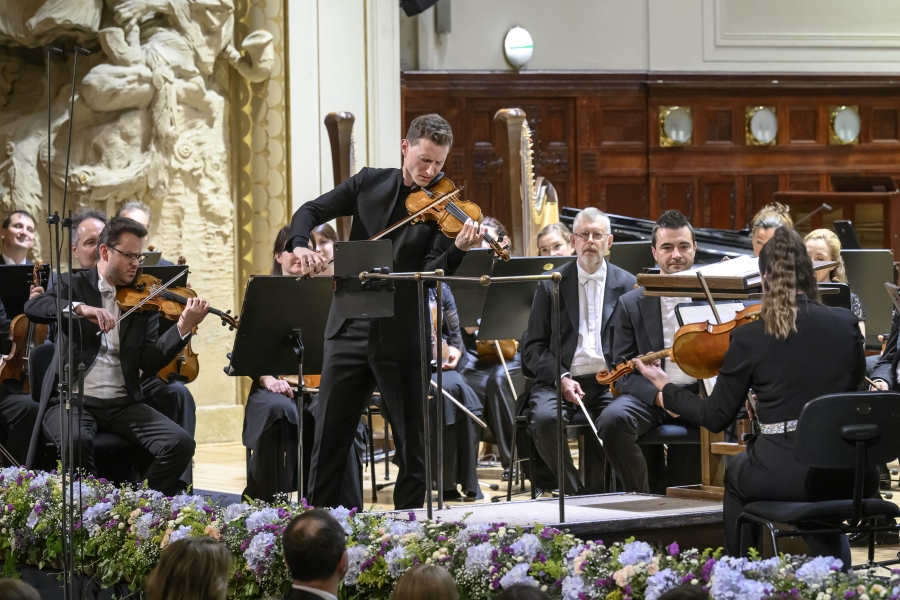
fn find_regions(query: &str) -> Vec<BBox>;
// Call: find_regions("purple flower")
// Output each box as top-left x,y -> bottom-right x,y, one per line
82,501 -> 112,530
510,533 -> 541,562
223,503 -> 250,522
245,507 -> 282,531
561,575 -> 585,600
500,563 -> 537,589
619,541 -> 654,566
329,506 -> 352,534
668,542 -> 679,556
243,531 -> 276,573
465,543 -> 495,572
168,525 -> 192,544
170,494 -> 205,511
646,568 -> 679,600
796,556 -> 843,586
343,545 -> 368,586
385,546 -> 409,578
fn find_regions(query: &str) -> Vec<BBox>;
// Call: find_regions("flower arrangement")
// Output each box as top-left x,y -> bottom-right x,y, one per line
1,466 -> 899,600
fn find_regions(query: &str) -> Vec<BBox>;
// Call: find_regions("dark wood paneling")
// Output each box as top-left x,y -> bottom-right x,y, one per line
402,71 -> 900,231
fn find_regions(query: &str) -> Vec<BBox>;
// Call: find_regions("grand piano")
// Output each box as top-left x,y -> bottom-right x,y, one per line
560,207 -> 754,264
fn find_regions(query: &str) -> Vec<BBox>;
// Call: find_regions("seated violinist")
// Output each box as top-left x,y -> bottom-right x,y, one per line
23,217 -> 208,495
0,290 -> 41,467
635,226 -> 867,563
603,210 -> 700,493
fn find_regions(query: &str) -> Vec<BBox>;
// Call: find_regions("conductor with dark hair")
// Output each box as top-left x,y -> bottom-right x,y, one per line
287,114 -> 484,510
635,226 -> 867,563
23,217 -> 210,495
282,509 -> 348,600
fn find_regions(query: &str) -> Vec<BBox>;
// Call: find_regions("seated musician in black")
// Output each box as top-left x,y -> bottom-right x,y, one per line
459,216 -> 521,479
23,217 -> 209,495
0,291 -> 40,466
604,210 -> 700,493
635,226 -> 866,563
523,207 -> 637,495
430,282 -> 484,500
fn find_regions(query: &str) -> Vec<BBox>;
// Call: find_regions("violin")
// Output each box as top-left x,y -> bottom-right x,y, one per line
156,257 -> 199,383
0,261 -> 49,392
596,303 -> 762,388
115,273 -> 239,329
475,338 -> 518,363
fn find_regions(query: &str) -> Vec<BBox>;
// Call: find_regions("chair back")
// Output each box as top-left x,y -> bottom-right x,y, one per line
28,343 -> 55,403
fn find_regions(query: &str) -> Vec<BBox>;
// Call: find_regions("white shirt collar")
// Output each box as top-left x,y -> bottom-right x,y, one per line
291,584 -> 338,600
576,259 -> 607,285
1,253 -> 27,265
97,271 -> 115,295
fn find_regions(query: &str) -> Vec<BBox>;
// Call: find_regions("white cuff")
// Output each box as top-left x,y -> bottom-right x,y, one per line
62,301 -> 84,315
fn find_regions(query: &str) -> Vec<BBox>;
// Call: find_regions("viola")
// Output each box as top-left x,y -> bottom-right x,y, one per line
596,303 -> 762,387
475,338 -> 518,363
0,261 -> 50,392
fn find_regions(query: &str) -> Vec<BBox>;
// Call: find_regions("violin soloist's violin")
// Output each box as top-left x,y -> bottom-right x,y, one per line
0,261 -> 49,392
596,303 -> 762,387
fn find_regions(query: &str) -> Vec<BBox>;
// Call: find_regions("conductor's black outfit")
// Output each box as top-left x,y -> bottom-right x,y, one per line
287,167 -> 467,510
23,267 -> 195,495
662,295 -> 866,562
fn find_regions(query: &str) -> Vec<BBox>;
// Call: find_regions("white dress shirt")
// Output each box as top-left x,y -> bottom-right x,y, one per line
80,272 -> 129,399
1,253 -> 27,265
659,296 -> 697,386
291,584 -> 338,600
570,260 -> 609,377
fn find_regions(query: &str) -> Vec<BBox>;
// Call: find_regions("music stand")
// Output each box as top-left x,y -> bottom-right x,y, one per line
0,264 -> 51,318
445,249 -> 494,327
225,275 -> 333,499
333,240 -> 394,320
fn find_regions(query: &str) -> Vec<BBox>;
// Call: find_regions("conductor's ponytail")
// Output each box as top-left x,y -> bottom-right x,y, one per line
758,226 -> 820,340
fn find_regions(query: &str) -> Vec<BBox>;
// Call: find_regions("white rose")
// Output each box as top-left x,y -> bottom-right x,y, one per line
498,527 -> 507,536
118,522 -> 125,530
426,558 -> 433,564
541,586 -> 548,592
517,557 -> 524,563
691,580 -> 698,585
432,551 -> 441,559
174,516 -> 184,525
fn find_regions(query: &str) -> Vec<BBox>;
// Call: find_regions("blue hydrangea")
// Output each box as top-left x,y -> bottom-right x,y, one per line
29,472 -> 51,489
329,506 -> 352,534
796,556 -> 843,587
465,543 -> 495,572
168,525 -> 192,544
711,556 -> 774,600
0,466 -> 22,481
385,546 -> 409,578
64,481 -> 97,505
343,545 -> 368,586
223,503 -> 250,522
746,557 -> 782,579
561,575 -> 586,600
245,507 -> 282,531
458,522 -> 491,544
243,531 -> 276,572
510,533 -> 541,562
136,513 -> 157,540
386,519 -> 422,537
26,505 -> 40,530
499,563 -> 537,589
170,494 -> 205,511
82,501 -> 112,530
619,540 -> 654,566
645,568 -> 680,600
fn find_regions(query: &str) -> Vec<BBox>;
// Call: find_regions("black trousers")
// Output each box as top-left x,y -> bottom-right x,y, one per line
0,386 -> 39,466
309,319 -> 425,510
461,355 -> 522,469
42,396 -> 194,496
527,375 -> 611,495
141,377 -> 196,487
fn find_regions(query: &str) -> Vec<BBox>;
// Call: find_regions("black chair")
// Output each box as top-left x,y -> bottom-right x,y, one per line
736,391 -> 900,567
28,343 -> 149,482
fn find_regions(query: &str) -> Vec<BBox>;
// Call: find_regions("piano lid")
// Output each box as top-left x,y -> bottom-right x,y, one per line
560,207 -> 753,264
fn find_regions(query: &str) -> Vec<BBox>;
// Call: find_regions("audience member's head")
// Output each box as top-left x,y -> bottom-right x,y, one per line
71,208 -> 108,269
804,228 -> 846,284
283,509 -> 348,595
145,536 -> 232,600
272,225 -> 301,276
537,222 -> 574,257
310,222 -> 338,263
750,202 -> 793,257
391,564 -> 458,600
651,210 -> 696,275
0,579 -> 41,600
495,584 -> 551,600
571,207 -> 613,271
1,209 -> 36,264
116,200 -> 152,231
658,585 -> 711,600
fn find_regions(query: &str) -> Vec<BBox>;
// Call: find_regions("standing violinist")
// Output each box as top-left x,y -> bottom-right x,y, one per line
289,114 -> 483,510
22,217 -> 210,495
635,226 -> 866,563
605,210 -> 700,493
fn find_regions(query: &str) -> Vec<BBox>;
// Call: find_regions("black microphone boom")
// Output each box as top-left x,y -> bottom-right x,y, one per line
793,203 -> 833,228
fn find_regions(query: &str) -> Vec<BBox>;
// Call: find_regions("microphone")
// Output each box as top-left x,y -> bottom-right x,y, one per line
48,46 -> 64,55
73,45 -> 91,56
793,203 -> 833,228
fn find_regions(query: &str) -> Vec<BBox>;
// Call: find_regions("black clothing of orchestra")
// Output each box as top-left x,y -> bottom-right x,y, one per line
607,286 -> 699,493
430,283 -> 483,500
871,310 -> 899,388
522,259 -> 637,494
662,296 -> 867,562
23,267 -> 195,495
287,167 -> 466,510
0,298 -> 39,466
141,376 -> 196,488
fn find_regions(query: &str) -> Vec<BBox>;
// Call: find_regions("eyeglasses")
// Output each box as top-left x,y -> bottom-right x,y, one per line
108,246 -> 145,264
572,231 -> 610,243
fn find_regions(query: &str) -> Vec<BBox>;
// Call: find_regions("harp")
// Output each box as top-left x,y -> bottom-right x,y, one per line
324,111 -> 357,241
494,108 -> 559,256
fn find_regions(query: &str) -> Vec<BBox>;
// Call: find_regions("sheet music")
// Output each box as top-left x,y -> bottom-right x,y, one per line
670,255 -> 759,278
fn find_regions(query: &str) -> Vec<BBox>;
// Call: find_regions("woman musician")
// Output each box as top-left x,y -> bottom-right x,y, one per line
635,226 -> 868,564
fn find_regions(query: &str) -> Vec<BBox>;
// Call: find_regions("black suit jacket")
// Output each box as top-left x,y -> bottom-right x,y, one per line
523,259 -> 637,388
611,287 -> 671,406
664,296 -> 865,431
0,295 -> 9,343
287,167 -> 467,361
282,588 -> 332,600
872,310 -> 899,387
23,268 -> 190,465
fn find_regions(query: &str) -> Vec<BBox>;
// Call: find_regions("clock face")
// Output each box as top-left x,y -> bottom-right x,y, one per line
504,27 -> 533,69
832,107 -> 861,144
663,108 -> 693,144
749,107 -> 778,145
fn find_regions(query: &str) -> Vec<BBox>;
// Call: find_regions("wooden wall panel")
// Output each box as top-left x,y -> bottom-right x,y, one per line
402,72 -> 900,233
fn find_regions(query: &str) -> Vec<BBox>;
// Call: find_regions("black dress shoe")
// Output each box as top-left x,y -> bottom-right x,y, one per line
441,489 -> 462,501
501,469 -> 510,481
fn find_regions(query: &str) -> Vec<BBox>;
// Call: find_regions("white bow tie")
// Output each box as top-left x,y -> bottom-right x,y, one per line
578,271 -> 604,286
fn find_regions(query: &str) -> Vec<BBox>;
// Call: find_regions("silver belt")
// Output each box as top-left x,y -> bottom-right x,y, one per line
758,420 -> 798,435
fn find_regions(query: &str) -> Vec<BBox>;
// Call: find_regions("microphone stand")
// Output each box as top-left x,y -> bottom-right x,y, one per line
793,203 -> 832,228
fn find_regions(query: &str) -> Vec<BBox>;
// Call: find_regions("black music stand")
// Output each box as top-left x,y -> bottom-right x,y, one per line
0,264 -> 51,318
225,275 -> 333,499
333,240 -> 394,319
446,249 -> 494,327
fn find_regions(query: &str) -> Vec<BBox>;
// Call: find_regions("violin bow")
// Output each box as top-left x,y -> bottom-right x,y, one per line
696,272 -> 722,325
97,268 -> 189,335
574,394 -> 603,448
